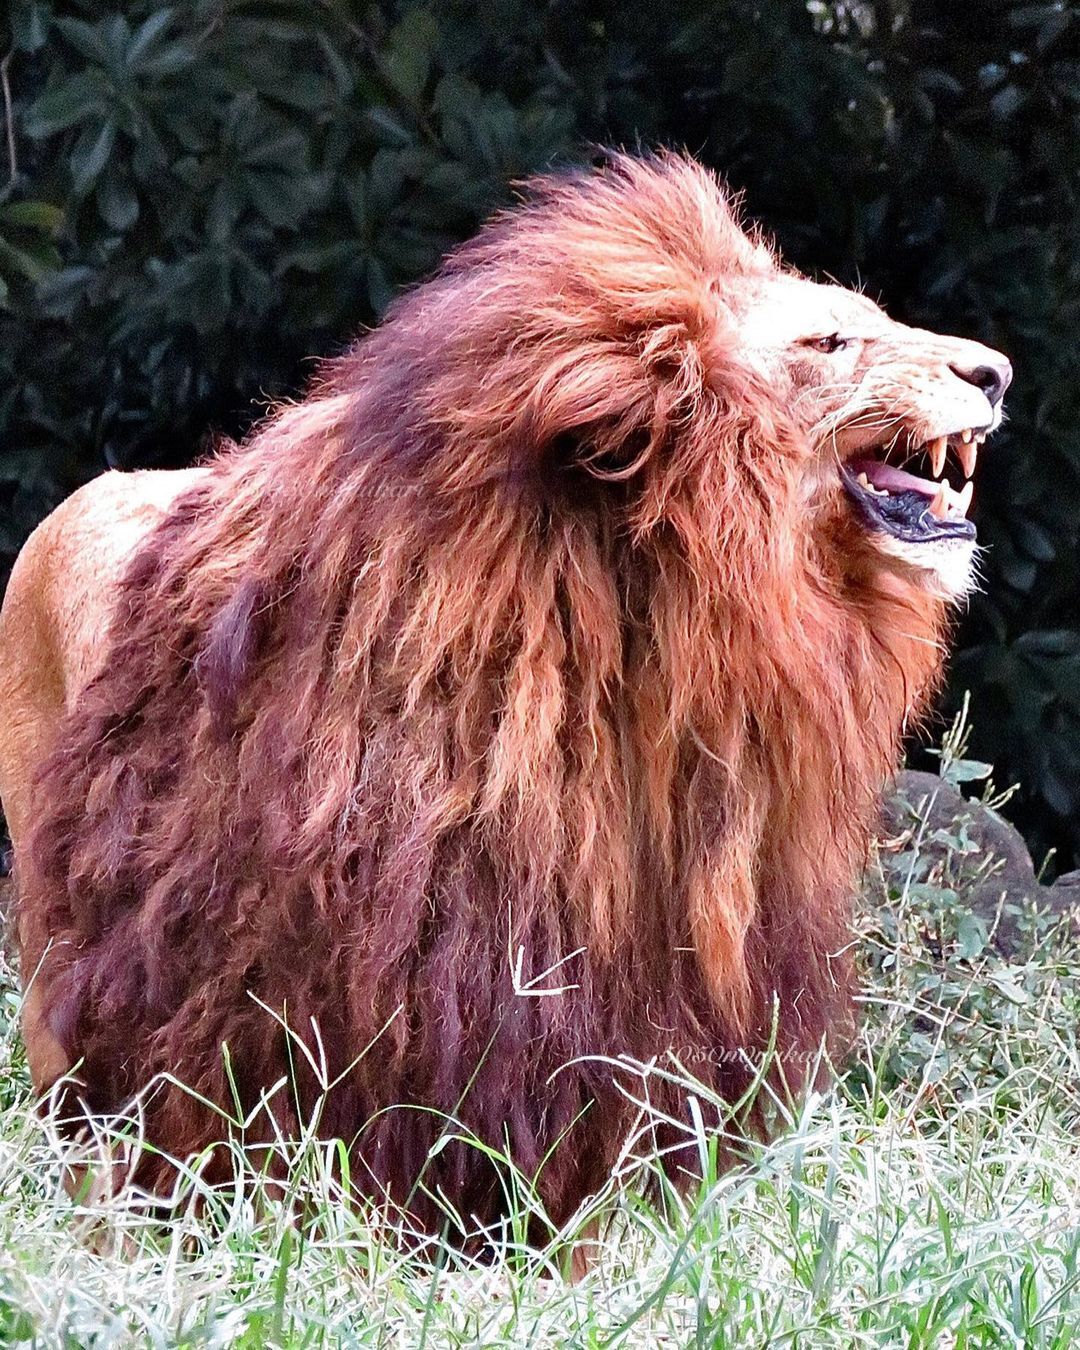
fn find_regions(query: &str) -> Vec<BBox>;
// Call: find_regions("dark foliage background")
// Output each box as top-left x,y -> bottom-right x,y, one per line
2,0 -> 1078,864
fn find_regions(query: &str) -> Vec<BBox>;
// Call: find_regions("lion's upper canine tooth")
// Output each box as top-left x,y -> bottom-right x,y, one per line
957,440 -> 978,479
955,481 -> 974,516
929,436 -> 947,477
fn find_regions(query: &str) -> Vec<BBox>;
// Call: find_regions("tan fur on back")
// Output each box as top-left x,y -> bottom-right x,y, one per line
0,468 -> 206,845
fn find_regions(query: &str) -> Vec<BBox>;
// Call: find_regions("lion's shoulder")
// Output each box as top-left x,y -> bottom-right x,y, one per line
0,467 -> 208,845
11,467 -> 208,695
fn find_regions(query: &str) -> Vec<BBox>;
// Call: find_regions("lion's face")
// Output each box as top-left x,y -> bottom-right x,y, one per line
732,273 -> 1012,599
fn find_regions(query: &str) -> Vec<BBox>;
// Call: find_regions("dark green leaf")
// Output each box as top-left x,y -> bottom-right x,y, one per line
1015,630 -> 1080,659
361,107 -> 414,148
12,3 -> 52,53
96,174 -> 139,232
53,16 -> 110,65
382,9 -> 440,106
23,71 -> 107,136
0,236 -> 51,282
70,121 -> 116,195
124,8 -> 175,70
0,201 -> 64,233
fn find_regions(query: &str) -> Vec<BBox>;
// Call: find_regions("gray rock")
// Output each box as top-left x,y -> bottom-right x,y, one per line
879,769 -> 1078,953
1052,869 -> 1080,898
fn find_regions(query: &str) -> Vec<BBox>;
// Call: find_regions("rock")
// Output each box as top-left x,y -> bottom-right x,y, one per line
1052,869 -> 1080,894
879,769 -> 1078,954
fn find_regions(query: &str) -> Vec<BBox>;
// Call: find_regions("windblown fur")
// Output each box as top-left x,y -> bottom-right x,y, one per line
18,154 -> 946,1233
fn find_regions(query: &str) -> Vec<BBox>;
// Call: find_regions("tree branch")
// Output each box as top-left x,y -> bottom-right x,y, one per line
0,49 -> 16,187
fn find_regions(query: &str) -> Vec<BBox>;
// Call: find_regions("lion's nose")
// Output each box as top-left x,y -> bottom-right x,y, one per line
949,358 -> 1013,407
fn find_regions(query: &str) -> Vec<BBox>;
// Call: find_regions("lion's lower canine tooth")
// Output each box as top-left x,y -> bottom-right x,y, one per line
958,441 -> 978,479
956,481 -> 974,515
858,471 -> 870,487
930,436 -> 947,477
930,484 -> 949,519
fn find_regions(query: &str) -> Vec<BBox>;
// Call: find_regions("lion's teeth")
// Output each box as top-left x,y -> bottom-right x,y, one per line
955,481 -> 974,516
857,471 -> 888,497
957,440 -> 978,479
929,483 -> 949,519
961,428 -> 973,444
929,436 -> 947,477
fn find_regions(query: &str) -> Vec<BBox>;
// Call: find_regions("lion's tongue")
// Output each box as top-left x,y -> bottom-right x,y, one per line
852,459 -> 937,499
852,458 -> 975,521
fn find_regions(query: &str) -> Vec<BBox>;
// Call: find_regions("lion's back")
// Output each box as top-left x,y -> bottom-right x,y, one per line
0,466 -> 209,846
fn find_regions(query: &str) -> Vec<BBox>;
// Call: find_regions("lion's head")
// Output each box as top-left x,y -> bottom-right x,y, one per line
731,269 -> 1010,599
18,152 -> 1011,1237
408,149 -> 1009,613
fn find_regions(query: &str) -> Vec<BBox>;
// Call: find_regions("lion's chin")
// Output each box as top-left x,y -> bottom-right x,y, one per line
870,531 -> 981,603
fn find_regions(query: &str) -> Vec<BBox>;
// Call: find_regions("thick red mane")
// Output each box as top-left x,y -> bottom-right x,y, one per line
18,153 -> 945,1233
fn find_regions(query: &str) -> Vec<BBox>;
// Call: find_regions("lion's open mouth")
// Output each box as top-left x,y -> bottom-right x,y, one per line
841,426 -> 987,544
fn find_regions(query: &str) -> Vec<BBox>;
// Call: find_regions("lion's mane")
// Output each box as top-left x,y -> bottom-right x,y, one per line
18,154 -> 945,1232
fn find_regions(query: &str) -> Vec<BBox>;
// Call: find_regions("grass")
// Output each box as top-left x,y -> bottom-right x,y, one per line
2,732 -> 1079,1346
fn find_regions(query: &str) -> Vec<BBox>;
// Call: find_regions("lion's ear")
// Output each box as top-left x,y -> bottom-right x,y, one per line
506,327 -> 719,485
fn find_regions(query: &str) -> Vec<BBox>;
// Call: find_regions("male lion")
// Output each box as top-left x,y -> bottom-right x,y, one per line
0,153 -> 1010,1234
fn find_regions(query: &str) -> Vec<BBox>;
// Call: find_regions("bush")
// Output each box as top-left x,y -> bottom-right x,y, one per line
2,0 -> 1078,862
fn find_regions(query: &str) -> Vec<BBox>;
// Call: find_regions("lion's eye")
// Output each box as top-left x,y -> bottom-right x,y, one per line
808,333 -> 849,354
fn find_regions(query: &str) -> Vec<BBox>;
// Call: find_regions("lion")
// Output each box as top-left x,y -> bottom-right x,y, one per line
0,153 -> 1010,1236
